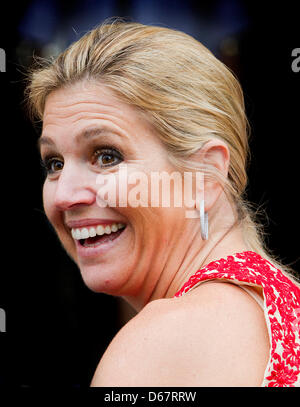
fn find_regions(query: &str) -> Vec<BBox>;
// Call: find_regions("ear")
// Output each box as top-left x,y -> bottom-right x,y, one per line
192,139 -> 230,212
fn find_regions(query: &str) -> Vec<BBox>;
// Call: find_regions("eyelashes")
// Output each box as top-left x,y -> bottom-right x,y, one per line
40,156 -> 63,175
92,147 -> 123,168
40,146 -> 124,176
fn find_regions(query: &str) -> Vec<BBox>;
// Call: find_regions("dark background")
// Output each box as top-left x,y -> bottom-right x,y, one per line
0,0 -> 299,388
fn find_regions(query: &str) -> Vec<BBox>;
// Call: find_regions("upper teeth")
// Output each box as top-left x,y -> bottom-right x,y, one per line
71,223 -> 125,240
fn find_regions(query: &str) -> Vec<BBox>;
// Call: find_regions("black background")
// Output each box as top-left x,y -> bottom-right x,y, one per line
0,0 -> 299,388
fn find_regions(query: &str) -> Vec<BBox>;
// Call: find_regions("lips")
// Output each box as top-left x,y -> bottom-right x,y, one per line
66,218 -> 127,256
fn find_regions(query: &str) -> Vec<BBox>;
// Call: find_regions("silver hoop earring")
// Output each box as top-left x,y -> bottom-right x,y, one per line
199,200 -> 208,240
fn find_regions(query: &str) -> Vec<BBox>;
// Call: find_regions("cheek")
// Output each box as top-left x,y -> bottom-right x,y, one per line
42,181 -> 59,228
101,167 -> 155,208
97,166 -> 185,222
42,181 -> 76,258
42,181 -> 52,220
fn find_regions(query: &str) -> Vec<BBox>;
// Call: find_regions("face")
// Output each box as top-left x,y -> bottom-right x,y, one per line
40,80 -> 190,300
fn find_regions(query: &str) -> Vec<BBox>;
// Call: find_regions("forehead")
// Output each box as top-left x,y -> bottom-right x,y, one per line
42,80 -> 139,127
40,80 -> 163,154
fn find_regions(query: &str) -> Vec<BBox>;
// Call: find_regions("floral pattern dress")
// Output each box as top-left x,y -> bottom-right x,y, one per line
174,251 -> 300,386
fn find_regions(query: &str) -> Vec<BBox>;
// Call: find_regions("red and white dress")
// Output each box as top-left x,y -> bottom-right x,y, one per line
174,251 -> 300,387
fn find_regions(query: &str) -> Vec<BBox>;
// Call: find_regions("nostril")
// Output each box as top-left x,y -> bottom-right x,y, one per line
54,192 -> 96,211
52,167 -> 97,210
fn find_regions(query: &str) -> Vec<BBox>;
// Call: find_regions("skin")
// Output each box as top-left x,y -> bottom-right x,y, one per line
40,80 -> 270,386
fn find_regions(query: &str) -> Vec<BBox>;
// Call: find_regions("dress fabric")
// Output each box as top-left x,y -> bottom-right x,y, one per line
174,251 -> 300,387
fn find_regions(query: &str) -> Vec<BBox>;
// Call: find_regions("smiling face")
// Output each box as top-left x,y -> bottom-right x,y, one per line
40,80 -> 191,302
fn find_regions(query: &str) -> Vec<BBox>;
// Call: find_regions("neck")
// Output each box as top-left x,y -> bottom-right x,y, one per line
123,198 -> 250,311
164,220 -> 249,300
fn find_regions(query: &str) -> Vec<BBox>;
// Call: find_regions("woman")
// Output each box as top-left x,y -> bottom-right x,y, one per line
26,20 -> 300,386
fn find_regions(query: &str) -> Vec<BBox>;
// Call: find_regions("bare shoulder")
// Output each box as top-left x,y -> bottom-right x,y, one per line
91,282 -> 270,387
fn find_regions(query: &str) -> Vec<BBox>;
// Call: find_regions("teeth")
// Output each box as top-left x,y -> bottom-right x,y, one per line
111,224 -> 118,232
71,223 -> 125,240
104,225 -> 111,234
89,227 -> 96,237
96,225 -> 104,235
81,228 -> 89,239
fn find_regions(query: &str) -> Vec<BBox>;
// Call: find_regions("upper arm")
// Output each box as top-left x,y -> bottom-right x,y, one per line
90,283 -> 270,387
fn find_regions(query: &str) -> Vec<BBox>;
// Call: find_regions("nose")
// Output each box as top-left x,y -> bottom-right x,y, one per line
53,162 -> 96,210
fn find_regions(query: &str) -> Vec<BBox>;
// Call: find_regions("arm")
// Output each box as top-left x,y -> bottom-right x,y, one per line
90,282 -> 270,387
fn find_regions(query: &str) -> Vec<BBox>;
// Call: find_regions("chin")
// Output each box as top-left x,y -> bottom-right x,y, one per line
78,261 -> 130,295
56,225 -> 135,294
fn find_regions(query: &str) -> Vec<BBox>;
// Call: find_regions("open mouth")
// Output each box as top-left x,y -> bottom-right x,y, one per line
71,223 -> 126,248
79,228 -> 125,247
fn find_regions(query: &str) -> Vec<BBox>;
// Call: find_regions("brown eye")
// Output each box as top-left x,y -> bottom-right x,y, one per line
101,153 -> 115,165
50,160 -> 64,172
41,157 -> 64,175
94,148 -> 123,168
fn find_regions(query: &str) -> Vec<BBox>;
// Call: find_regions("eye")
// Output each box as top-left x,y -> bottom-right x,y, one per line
41,157 -> 64,175
93,147 -> 123,168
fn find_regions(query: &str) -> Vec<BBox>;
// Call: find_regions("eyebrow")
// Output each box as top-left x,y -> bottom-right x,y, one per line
37,126 -> 120,152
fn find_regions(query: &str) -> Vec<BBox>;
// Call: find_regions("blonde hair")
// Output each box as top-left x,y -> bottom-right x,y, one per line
25,18 -> 299,284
